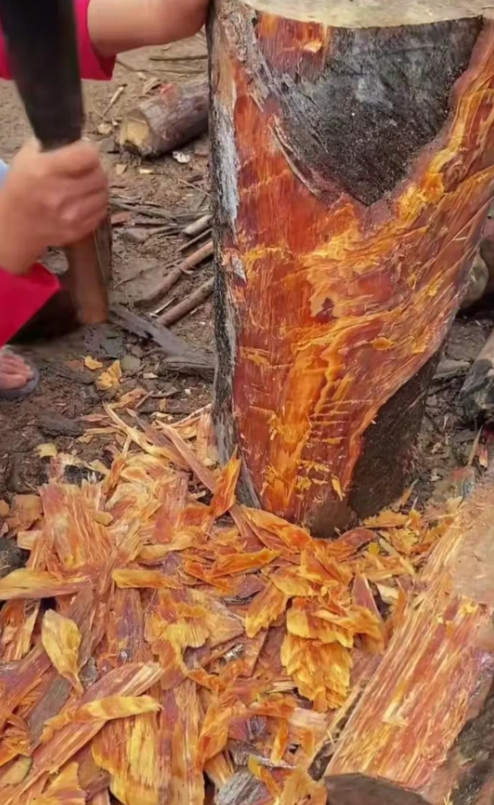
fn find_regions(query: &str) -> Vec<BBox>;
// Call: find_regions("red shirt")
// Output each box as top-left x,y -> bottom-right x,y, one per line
0,0 -> 114,345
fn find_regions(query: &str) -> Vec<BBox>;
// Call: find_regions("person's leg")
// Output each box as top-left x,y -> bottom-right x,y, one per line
0,348 -> 38,398
0,158 -> 41,397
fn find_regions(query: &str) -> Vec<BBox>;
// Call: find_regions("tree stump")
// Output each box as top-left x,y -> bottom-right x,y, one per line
210,0 -> 494,536
326,466 -> 494,804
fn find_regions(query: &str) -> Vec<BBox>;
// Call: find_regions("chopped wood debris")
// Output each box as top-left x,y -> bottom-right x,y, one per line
96,360 -> 123,392
0,406 -> 455,803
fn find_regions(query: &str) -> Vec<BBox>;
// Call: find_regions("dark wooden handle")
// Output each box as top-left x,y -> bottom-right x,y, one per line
0,0 -> 108,323
64,232 -> 109,325
0,0 -> 83,148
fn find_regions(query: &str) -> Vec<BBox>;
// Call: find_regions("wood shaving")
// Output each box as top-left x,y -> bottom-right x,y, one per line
0,408 -> 452,803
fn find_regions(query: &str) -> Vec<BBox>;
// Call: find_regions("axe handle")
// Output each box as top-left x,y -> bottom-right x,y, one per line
65,233 -> 109,324
0,0 -> 108,324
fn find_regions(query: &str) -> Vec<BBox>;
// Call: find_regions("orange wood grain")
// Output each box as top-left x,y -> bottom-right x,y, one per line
327,469 -> 494,804
211,7 -> 494,530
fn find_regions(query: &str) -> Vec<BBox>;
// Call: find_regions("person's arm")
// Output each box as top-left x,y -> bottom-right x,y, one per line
87,0 -> 208,58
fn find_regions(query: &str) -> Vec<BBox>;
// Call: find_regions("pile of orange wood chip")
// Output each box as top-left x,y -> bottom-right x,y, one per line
0,402 -> 452,804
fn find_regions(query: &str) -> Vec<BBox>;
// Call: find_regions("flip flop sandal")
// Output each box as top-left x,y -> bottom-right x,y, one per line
0,348 -> 39,401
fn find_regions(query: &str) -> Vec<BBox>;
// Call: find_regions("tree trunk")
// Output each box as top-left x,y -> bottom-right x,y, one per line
209,0 -> 494,536
326,467 -> 494,805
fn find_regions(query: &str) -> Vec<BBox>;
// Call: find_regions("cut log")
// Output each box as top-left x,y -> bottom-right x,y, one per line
119,78 -> 209,158
326,466 -> 494,804
209,0 -> 494,536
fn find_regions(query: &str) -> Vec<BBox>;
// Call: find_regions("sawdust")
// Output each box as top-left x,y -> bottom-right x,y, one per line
0,403 -> 456,803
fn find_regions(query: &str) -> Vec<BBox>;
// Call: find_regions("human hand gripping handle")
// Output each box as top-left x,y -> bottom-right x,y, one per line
0,0 -> 109,324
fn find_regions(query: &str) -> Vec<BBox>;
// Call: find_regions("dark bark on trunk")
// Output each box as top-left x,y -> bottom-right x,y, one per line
209,0 -> 494,536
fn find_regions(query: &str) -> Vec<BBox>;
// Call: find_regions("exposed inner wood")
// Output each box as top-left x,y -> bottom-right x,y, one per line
327,469 -> 494,804
211,3 -> 494,534
243,0 -> 494,28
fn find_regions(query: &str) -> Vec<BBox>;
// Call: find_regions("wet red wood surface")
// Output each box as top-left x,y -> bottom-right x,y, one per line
212,7 -> 494,529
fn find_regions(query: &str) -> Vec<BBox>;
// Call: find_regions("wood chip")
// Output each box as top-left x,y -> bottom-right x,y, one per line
0,406 -> 456,803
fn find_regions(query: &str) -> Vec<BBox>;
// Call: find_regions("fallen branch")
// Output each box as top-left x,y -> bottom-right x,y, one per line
160,354 -> 215,381
460,325 -> 494,421
110,197 -> 189,223
137,240 -> 214,307
100,85 -> 126,119
109,303 -> 215,380
158,277 -> 215,326
180,227 -> 212,253
183,214 -> 212,238
149,53 -> 207,62
119,78 -> 209,157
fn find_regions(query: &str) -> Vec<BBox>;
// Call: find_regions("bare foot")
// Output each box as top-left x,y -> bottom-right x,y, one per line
0,348 -> 34,391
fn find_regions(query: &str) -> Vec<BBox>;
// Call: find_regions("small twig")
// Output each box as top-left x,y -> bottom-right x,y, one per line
192,192 -> 210,212
110,198 -> 187,222
137,240 -> 214,307
148,67 -> 206,77
467,427 -> 484,467
112,194 -> 198,218
180,227 -> 212,253
101,85 -> 126,119
149,53 -> 207,62
131,219 -> 180,231
158,277 -> 215,326
174,176 -> 211,198
151,297 -> 175,317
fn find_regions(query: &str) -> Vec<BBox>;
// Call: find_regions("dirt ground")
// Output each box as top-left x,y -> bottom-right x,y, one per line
0,36 -> 493,512
0,36 -> 214,495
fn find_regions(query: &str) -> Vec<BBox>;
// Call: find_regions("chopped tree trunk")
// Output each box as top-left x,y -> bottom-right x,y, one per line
209,0 -> 494,536
119,78 -> 209,158
326,465 -> 494,804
